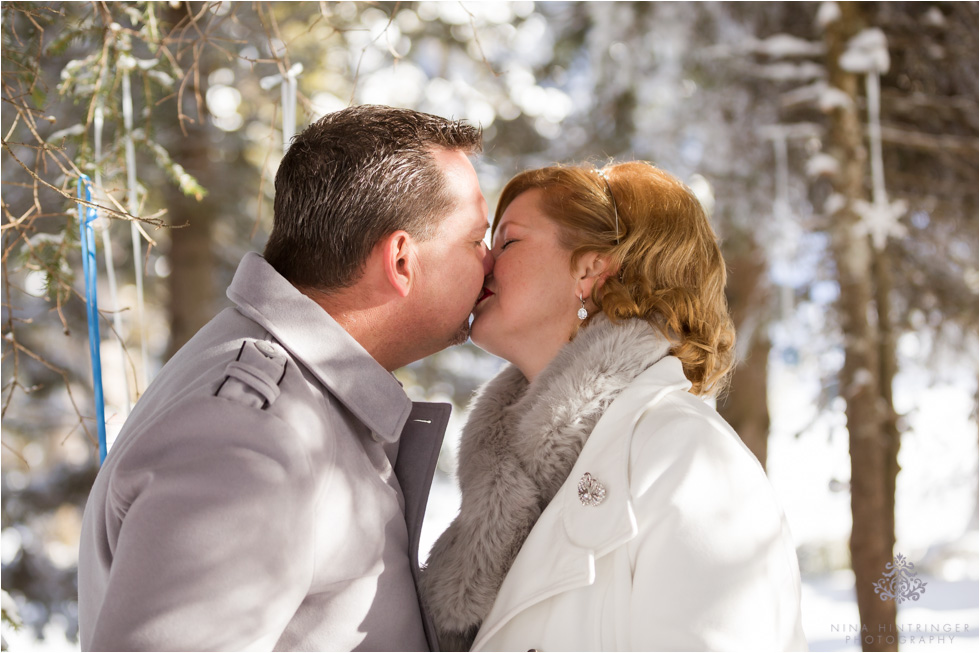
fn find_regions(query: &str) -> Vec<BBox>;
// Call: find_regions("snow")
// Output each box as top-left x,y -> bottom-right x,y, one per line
115,54 -> 136,72
46,124 -> 86,142
925,7 -> 947,28
25,232 -> 66,248
802,571 -> 979,651
816,2 -> 842,29
806,153 -> 840,179
849,367 -> 875,392
840,28 -> 890,74
754,34 -> 825,58
781,81 -> 826,108
1,591 -> 21,631
3,620 -> 76,652
819,86 -> 853,112
767,351 -> 979,651
824,192 -> 847,215
686,173 -> 716,217
754,61 -> 826,82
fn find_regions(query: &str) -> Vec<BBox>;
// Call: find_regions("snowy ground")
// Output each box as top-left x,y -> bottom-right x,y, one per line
802,571 -> 978,652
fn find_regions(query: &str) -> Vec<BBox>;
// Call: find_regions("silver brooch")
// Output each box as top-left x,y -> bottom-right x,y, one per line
577,472 -> 606,506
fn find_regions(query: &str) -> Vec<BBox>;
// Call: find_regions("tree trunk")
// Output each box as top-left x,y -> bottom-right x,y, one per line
165,175 -> 216,359
718,246 -> 771,470
823,4 -> 897,650
162,5 -> 217,359
874,244 -> 901,558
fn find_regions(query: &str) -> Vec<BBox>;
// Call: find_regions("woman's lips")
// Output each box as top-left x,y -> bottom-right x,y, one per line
477,287 -> 494,305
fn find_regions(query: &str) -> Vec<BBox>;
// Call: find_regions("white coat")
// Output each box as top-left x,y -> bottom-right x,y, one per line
473,356 -> 807,651
422,317 -> 807,652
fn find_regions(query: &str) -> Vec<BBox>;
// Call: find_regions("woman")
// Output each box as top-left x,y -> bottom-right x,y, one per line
421,162 -> 807,651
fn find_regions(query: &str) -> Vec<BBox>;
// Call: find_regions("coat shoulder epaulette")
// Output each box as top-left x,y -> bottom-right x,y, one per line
214,339 -> 289,410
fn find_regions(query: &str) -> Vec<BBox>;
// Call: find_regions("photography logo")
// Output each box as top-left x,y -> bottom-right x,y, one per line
872,553 -> 927,604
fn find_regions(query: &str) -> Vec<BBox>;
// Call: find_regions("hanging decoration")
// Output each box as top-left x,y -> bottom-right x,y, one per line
78,175 -> 109,464
282,64 -> 300,154
94,100 -> 132,416
840,27 -> 907,250
260,63 -> 304,154
759,122 -> 821,322
121,62 -> 149,393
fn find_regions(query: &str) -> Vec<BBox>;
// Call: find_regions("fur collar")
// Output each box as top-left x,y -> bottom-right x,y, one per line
420,316 -> 672,650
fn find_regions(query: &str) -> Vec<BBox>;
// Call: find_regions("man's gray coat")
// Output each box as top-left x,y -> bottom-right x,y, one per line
78,252 -> 447,651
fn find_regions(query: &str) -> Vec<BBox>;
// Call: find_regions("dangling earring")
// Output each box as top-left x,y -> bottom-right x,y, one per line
577,294 -> 588,320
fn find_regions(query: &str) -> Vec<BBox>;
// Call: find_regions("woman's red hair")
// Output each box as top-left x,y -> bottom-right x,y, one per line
493,162 -> 736,396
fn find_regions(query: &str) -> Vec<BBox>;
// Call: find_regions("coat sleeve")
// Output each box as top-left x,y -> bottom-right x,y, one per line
625,396 -> 806,652
85,396 -> 318,652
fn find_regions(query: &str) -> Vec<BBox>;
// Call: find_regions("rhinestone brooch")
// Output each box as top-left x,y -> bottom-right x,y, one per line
577,472 -> 606,507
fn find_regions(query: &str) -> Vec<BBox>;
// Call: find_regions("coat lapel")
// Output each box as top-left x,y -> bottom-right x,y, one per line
472,358 -> 691,650
395,402 -> 451,652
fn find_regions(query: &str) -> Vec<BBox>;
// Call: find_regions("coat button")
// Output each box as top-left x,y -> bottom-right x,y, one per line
255,341 -> 277,357
577,472 -> 606,506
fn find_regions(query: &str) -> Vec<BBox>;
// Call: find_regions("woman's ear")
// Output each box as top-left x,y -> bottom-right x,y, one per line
382,230 -> 417,297
575,251 -> 614,296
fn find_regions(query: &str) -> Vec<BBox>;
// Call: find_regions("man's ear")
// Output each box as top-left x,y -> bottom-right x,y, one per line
381,230 -> 417,298
575,251 -> 614,297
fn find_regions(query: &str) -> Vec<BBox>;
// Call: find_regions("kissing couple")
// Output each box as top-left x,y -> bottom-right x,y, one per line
78,105 -> 806,652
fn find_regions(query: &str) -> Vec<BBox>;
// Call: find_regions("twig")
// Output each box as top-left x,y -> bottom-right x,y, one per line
460,2 -> 501,77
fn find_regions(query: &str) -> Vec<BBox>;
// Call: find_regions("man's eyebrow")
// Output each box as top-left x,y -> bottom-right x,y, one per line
471,222 -> 490,236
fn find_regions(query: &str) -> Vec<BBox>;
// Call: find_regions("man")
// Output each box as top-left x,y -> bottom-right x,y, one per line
78,105 -> 491,651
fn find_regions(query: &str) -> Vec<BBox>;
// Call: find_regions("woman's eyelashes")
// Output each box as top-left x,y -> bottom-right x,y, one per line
498,239 -> 516,252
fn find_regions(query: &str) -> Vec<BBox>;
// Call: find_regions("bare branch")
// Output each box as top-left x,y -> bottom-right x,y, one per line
879,123 -> 979,153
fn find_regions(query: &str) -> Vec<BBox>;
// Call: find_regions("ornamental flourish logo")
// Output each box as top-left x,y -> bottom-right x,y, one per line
873,553 -> 927,604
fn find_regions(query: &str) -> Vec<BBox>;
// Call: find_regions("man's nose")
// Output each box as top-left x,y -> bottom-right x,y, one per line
482,244 -> 495,276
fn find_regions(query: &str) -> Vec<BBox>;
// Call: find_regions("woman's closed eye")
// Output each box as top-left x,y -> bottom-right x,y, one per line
499,239 -> 517,251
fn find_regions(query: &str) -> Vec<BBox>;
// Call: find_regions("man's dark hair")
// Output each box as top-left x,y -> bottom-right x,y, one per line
264,104 -> 482,292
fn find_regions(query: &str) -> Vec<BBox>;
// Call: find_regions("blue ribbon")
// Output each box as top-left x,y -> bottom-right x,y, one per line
77,175 -> 108,463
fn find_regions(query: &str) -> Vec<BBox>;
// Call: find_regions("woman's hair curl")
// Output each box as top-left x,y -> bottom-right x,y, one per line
493,162 -> 735,396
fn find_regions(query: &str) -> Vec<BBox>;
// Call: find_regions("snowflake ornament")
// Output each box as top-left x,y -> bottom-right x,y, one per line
853,198 -> 908,250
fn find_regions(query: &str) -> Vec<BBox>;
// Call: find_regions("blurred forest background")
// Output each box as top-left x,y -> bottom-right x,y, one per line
1,2 -> 977,651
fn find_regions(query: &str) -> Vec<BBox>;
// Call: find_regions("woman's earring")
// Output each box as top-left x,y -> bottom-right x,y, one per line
577,295 -> 588,320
